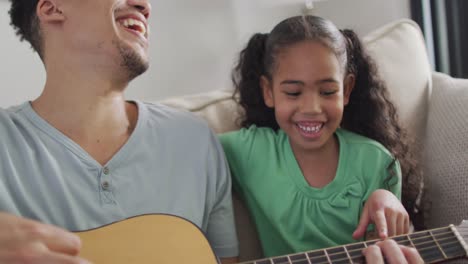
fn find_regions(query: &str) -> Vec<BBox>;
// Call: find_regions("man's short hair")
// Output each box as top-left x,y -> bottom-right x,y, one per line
9,0 -> 43,57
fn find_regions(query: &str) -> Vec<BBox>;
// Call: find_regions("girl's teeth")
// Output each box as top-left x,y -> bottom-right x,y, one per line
298,124 -> 322,133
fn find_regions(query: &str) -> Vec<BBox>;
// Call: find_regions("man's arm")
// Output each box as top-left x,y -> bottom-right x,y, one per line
203,131 -> 240,260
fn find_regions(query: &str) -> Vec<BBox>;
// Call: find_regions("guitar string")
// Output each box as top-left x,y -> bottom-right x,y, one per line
269,240 -> 461,264
260,238 -> 462,264
249,244 -> 459,264
243,227 -> 468,264
247,229 -> 467,264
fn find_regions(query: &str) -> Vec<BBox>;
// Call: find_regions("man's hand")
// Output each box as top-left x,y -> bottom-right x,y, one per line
363,239 -> 424,264
0,212 -> 90,264
353,189 -> 409,240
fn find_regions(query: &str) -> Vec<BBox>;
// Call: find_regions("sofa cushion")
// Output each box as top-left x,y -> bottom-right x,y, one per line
425,72 -> 468,230
363,19 -> 432,141
161,89 -> 240,134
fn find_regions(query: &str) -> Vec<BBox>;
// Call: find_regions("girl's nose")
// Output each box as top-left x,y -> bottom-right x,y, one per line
300,93 -> 322,114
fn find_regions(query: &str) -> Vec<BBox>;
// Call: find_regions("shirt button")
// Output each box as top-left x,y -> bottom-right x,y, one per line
103,167 -> 110,175
101,181 -> 110,190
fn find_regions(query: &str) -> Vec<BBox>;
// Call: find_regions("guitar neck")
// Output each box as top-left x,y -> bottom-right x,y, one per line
240,225 -> 468,264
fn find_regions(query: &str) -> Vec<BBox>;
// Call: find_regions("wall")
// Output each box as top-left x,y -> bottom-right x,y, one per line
0,0 -> 410,108
128,1 -> 238,103
232,0 -> 411,44
0,2 -> 45,107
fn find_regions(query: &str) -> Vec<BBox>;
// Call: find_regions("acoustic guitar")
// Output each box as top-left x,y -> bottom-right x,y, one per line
75,214 -> 468,264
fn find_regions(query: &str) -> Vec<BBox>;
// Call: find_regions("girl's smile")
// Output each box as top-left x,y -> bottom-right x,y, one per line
295,121 -> 323,139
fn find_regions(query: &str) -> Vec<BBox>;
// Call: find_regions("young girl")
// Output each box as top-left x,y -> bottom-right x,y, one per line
220,15 -> 423,258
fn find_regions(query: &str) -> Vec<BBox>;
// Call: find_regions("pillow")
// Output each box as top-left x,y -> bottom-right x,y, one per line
363,19 -> 432,141
161,89 -> 240,133
425,72 -> 468,230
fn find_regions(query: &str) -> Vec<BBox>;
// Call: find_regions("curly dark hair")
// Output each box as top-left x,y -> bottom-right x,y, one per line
232,15 -> 425,230
9,0 -> 43,57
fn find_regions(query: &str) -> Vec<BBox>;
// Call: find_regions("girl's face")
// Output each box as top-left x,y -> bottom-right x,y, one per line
261,40 -> 354,155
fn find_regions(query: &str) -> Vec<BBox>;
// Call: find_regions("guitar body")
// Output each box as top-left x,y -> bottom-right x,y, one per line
76,214 -> 218,264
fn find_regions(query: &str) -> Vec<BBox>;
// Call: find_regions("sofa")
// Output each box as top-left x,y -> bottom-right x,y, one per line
161,19 -> 468,262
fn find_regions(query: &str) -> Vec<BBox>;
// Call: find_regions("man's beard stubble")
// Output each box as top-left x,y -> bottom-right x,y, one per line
116,41 -> 149,81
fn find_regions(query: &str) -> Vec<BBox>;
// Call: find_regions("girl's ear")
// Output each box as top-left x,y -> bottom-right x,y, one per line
260,75 -> 275,108
37,0 -> 65,23
343,74 -> 355,106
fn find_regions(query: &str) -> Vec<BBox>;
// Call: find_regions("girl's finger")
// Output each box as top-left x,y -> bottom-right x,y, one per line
385,209 -> 397,237
404,214 -> 410,234
353,204 -> 370,239
396,213 -> 407,235
373,210 -> 388,239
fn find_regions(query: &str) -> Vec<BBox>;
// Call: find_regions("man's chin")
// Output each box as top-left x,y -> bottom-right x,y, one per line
127,62 -> 149,81
119,48 -> 149,81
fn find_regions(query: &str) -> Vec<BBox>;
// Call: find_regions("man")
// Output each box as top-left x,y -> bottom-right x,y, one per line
0,0 -> 423,263
1,0 -> 239,263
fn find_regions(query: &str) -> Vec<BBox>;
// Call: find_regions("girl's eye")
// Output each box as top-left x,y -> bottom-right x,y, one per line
321,90 -> 337,96
285,92 -> 300,97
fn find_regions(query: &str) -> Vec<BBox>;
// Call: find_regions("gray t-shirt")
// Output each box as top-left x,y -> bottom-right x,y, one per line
0,101 -> 238,258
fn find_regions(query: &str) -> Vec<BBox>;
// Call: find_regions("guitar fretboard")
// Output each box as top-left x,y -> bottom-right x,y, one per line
239,225 -> 468,264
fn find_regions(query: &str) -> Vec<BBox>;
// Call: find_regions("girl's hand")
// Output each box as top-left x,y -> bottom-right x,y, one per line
352,189 -> 409,239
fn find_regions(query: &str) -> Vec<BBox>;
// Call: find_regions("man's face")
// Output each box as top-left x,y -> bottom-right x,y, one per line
61,0 -> 151,81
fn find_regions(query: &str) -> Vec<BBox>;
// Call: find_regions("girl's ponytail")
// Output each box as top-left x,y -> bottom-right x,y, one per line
340,29 -> 425,230
232,33 -> 278,130
340,28 -> 401,149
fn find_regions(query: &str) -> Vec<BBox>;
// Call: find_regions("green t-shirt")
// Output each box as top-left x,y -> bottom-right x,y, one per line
219,126 -> 401,258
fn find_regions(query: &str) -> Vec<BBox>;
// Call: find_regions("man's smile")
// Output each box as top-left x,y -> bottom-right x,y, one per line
117,15 -> 148,40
